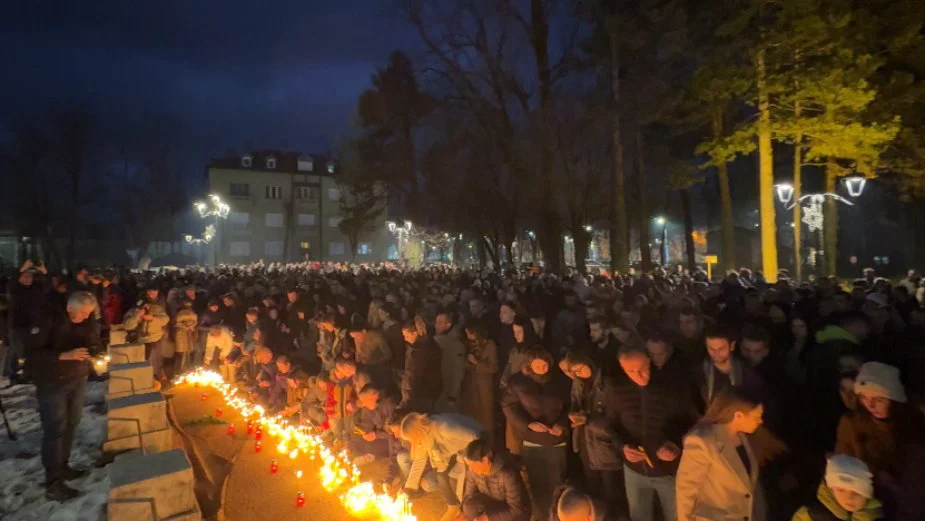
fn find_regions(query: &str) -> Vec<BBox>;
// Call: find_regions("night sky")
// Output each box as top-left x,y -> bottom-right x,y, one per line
1,2 -> 417,162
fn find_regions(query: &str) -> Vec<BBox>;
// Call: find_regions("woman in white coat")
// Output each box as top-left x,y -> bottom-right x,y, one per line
675,388 -> 768,521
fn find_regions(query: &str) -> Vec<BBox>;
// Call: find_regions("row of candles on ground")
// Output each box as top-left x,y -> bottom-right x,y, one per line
178,369 -> 416,521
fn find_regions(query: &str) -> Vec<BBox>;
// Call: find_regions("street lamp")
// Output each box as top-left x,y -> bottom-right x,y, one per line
775,183 -> 794,206
843,175 -> 867,198
653,216 -> 668,265
386,220 -> 413,261
190,194 -> 230,265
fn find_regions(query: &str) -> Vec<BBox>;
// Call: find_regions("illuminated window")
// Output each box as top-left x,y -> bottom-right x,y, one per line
265,186 -> 282,199
266,157 -> 277,169
327,161 -> 335,174
358,243 -> 372,256
300,241 -> 310,249
241,156 -> 252,168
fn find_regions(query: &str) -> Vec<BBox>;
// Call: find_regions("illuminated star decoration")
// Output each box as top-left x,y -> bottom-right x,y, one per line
185,224 -> 216,244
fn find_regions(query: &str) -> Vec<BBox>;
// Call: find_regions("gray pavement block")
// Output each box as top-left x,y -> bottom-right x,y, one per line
109,449 -> 200,521
109,343 -> 146,365
108,361 -> 155,398
107,391 -> 168,440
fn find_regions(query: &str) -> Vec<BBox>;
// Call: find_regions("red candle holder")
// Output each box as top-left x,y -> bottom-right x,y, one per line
246,421 -> 254,435
227,425 -> 235,436
255,441 -> 262,453
255,427 -> 263,441
296,491 -> 305,507
215,408 -> 223,417
270,460 -> 279,474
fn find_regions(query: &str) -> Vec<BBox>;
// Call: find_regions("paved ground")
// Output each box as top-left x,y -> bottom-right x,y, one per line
169,384 -> 447,521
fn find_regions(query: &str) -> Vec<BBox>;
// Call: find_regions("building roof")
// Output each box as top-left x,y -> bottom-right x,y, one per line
209,150 -> 337,175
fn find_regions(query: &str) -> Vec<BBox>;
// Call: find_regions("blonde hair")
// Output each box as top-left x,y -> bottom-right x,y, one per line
399,412 -> 433,443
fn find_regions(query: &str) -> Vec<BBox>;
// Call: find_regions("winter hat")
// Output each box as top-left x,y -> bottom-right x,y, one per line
825,455 -> 873,498
854,361 -> 907,403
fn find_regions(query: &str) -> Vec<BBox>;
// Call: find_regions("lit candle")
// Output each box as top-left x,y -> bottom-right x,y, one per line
296,469 -> 303,479
215,408 -> 223,417
227,425 -> 235,436
289,448 -> 299,460
200,393 -> 208,401
270,460 -> 279,474
255,441 -> 262,453
296,491 -> 305,507
246,420 -> 254,434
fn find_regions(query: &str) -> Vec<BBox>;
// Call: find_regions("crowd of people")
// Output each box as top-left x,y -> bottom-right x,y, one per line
2,259 -> 924,521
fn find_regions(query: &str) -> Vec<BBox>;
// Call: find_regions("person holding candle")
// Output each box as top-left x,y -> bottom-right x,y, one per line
350,381 -> 399,465
29,291 -> 100,501
400,411 -> 485,521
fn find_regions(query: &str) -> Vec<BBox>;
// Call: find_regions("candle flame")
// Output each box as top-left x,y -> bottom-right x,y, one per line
174,369 -> 417,521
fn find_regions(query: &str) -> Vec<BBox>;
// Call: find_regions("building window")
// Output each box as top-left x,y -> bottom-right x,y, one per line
327,161 -> 335,174
265,213 -> 284,227
230,183 -> 250,197
266,157 -> 277,169
297,214 -> 316,226
358,243 -> 372,256
327,188 -> 340,201
264,241 -> 283,256
229,211 -> 250,225
328,216 -> 342,228
265,185 -> 282,199
300,241 -> 310,250
328,242 -> 345,256
297,158 -> 314,172
296,186 -> 316,200
229,241 -> 250,257
241,156 -> 252,168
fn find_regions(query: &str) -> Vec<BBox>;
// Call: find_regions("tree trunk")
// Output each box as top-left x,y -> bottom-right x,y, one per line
793,118 -> 803,283
477,239 -> 487,269
712,107 -> 736,274
681,187 -> 696,271
756,47 -> 778,281
824,162 -> 839,277
607,16 -> 629,274
636,132 -> 652,271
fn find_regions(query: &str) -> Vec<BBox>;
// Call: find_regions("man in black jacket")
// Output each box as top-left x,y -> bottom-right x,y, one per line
29,291 -> 101,501
5,260 -> 47,384
461,437 -> 531,521
611,343 -> 697,521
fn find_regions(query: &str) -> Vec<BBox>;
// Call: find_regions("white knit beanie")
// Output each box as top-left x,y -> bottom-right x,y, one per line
825,455 -> 873,499
854,361 -> 907,403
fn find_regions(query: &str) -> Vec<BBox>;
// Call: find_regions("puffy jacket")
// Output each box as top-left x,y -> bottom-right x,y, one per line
502,370 -> 570,446
462,454 -> 531,521
570,369 -> 622,470
123,301 -> 170,343
604,371 -> 697,477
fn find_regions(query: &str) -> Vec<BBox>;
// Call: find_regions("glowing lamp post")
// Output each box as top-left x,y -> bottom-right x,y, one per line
654,216 -> 668,265
187,194 -> 231,265
776,179 -> 863,274
386,220 -> 413,262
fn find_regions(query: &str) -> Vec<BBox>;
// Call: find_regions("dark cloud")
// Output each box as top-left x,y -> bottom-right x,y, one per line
0,1 -> 417,169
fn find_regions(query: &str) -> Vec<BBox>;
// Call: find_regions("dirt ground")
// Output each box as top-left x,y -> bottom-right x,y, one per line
168,384 -> 447,521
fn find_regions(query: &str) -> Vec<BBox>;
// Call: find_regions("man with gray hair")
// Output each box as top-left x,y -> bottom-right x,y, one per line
28,290 -> 101,502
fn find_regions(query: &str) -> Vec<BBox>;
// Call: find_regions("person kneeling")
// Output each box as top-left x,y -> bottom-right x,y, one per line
791,455 -> 883,521
460,437 -> 531,521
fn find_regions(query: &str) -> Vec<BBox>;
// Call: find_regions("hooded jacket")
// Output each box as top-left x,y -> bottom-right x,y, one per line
123,300 -> 170,343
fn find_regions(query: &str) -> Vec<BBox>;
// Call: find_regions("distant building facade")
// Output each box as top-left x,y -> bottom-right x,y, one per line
207,151 -> 395,264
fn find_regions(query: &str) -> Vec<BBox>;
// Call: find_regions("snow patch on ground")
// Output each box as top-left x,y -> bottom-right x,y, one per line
0,380 -> 109,521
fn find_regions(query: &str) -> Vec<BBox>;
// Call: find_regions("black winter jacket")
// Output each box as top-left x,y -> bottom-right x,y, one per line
603,371 -> 697,477
29,310 -> 101,386
502,370 -> 571,446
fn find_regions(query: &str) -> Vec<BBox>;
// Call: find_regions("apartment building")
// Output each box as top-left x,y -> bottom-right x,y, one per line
207,151 -> 394,264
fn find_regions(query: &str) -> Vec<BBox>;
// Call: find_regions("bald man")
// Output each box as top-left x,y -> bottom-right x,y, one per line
552,486 -> 618,521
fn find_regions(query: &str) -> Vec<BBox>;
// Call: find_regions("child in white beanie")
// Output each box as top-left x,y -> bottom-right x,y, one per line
791,455 -> 882,521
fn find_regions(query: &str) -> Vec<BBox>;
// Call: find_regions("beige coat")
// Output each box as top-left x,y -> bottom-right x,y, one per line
675,424 -> 767,521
